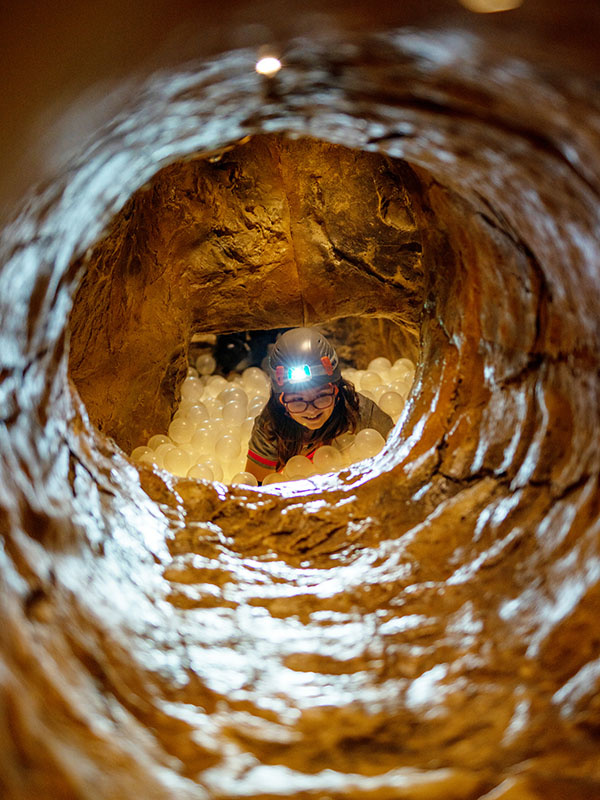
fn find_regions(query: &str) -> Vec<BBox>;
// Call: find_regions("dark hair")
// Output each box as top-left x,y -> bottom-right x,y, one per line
262,379 -> 360,468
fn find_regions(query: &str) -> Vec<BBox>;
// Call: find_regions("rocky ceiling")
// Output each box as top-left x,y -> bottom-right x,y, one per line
1,2 -> 600,799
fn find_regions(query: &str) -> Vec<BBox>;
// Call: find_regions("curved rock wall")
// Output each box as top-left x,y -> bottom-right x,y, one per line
1,6 -> 599,800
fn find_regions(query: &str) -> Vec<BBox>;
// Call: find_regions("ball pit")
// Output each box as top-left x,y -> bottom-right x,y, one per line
130,353 -> 414,484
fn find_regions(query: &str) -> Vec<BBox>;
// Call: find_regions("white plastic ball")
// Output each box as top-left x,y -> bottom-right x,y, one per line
284,455 -> 314,479
139,451 -> 159,466
185,403 -> 210,425
352,370 -> 365,389
222,400 -> 247,426
241,417 -> 255,440
191,427 -> 217,454
155,442 -> 176,460
187,462 -> 215,481
187,367 -> 199,379
231,472 -> 259,486
312,445 -> 343,473
147,434 -> 171,450
203,458 -> 223,481
131,446 -> 152,462
243,367 -> 270,394
180,377 -> 204,403
247,396 -> 267,417
215,435 -> 241,462
164,447 -> 193,477
196,353 -> 217,376
262,472 -> 285,486
368,356 -> 392,374
379,391 -> 405,418
371,385 -> 387,401
391,378 -> 412,397
203,397 -> 224,419
391,358 -> 416,383
354,427 -> 386,458
333,432 -> 355,454
218,386 -> 248,406
360,389 -> 377,402
361,371 -> 383,391
168,417 -> 194,444
341,368 -> 358,383
206,375 -> 229,398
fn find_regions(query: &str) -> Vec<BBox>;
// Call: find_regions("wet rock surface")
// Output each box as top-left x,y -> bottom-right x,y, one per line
1,4 -> 600,799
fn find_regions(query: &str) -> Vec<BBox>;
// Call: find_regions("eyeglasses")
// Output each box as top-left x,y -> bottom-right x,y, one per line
282,389 -> 336,414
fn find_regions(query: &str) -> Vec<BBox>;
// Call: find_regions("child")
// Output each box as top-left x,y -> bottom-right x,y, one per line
245,327 -> 393,483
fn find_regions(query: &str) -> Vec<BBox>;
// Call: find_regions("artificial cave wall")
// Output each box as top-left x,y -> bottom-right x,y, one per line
1,6 -> 600,800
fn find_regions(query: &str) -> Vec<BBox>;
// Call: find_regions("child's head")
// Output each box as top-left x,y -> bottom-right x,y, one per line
267,327 -> 341,396
264,328 -> 359,466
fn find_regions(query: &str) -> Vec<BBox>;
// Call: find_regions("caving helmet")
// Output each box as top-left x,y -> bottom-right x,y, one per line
268,327 -> 341,394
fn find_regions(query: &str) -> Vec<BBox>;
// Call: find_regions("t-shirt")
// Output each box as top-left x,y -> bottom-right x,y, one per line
247,393 -> 394,471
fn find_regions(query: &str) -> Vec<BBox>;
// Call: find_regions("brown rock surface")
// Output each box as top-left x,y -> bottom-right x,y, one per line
1,3 -> 600,799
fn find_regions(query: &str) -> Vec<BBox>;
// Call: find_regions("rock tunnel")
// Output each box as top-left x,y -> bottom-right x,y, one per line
1,2 -> 600,798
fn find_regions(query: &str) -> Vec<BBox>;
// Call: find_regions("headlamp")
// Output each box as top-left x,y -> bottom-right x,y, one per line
288,365 -> 311,382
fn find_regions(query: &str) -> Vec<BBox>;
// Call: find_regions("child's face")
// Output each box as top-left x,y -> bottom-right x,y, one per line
283,384 -> 336,430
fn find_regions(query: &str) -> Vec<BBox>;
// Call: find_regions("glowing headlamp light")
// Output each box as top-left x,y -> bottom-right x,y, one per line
288,365 -> 311,382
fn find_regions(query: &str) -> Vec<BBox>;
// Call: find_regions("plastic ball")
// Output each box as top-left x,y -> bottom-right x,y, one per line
360,389 -> 376,402
191,426 -> 219,454
164,447 -> 192,477
203,458 -> 223,482
139,451 -> 159,466
341,368 -> 358,383
361,371 -> 383,391
354,427 -> 386,458
203,397 -> 224,418
196,353 -> 217,376
155,442 -> 176,460
371,385 -> 387,401
187,462 -> 215,481
185,403 -> 210,425
231,472 -> 259,486
379,391 -> 405,418
262,472 -> 285,486
391,378 -> 412,397
131,446 -> 152,462
180,377 -> 204,403
168,417 -> 195,444
243,367 -> 270,394
218,386 -> 248,406
284,455 -> 314,479
391,358 -> 416,383
187,367 -> 199,379
352,370 -> 365,389
333,432 -> 355,453
247,396 -> 267,417
147,434 -> 171,450
241,417 -> 255,440
222,400 -> 247,426
206,375 -> 229,398
368,356 -> 392,374
312,445 -> 343,473
215,434 -> 241,462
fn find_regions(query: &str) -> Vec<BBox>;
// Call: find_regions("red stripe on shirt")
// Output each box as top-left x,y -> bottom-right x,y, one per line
247,449 -> 278,468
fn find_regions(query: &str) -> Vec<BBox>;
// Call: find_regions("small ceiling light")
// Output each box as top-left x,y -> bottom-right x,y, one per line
459,0 -> 523,11
256,56 -> 282,77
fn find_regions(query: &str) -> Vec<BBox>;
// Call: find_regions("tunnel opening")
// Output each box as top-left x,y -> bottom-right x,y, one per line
67,133 -> 426,491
